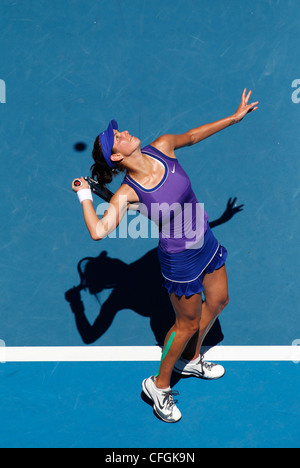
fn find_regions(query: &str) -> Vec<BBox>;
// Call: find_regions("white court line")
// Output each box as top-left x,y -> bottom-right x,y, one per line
0,346 -> 300,363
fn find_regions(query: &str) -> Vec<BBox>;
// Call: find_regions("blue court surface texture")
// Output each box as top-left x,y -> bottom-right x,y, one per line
0,0 -> 299,448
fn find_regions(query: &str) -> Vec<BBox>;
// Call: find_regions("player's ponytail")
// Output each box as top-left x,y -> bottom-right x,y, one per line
90,136 -> 125,189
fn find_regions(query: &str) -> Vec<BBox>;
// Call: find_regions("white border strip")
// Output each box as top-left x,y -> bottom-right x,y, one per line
0,346 -> 300,363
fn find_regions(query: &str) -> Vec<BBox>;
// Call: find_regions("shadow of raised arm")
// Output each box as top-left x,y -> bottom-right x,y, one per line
209,197 -> 244,229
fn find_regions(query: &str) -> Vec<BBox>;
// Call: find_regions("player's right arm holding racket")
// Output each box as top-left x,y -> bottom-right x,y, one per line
72,177 -> 137,240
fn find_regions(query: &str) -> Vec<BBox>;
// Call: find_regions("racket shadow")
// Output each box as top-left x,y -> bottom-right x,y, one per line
64,249 -> 224,348
65,248 -> 178,347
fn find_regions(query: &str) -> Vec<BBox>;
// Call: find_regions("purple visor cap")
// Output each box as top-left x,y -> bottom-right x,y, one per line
99,120 -> 118,169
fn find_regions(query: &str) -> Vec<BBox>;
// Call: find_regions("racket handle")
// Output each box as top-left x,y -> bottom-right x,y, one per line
84,177 -> 113,202
74,179 -> 82,187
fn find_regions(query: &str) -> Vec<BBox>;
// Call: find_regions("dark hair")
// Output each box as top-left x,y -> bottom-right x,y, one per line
90,136 -> 126,188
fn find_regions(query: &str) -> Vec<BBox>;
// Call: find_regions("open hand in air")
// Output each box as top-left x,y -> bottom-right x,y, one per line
233,88 -> 259,123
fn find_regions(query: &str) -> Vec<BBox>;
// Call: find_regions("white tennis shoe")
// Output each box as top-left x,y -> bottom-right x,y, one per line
174,354 -> 225,380
142,376 -> 182,423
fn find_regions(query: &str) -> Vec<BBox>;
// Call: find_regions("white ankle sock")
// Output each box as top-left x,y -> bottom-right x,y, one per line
187,356 -> 200,365
154,380 -> 171,393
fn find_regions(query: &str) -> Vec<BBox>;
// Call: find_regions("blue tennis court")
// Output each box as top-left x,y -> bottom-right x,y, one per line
0,0 -> 299,448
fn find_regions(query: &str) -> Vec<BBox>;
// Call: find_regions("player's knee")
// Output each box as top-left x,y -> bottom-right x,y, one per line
208,294 -> 229,317
177,317 -> 200,339
218,294 -> 229,314
185,318 -> 201,338
216,293 -> 229,310
189,320 -> 201,337
222,294 -> 229,309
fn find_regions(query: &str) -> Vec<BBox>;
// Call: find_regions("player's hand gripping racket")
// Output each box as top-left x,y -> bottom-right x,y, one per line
73,177 -> 113,202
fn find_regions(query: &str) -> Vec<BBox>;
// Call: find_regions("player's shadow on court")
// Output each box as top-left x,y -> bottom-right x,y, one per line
65,197 -> 243,348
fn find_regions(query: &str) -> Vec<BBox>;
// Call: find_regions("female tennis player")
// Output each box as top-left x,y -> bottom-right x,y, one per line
72,89 -> 258,423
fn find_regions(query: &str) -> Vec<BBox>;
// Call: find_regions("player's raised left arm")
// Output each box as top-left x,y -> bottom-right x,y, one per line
152,89 -> 259,156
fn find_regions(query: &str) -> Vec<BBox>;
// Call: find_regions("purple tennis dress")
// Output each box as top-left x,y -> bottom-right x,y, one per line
122,145 -> 227,296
